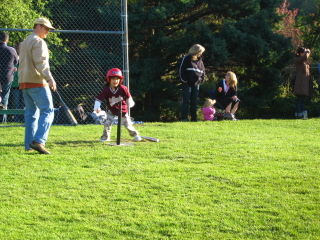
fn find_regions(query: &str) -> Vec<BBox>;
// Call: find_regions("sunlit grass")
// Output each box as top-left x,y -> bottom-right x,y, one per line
0,119 -> 319,239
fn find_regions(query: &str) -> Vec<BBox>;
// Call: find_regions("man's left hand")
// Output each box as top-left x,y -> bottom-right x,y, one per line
48,79 -> 57,92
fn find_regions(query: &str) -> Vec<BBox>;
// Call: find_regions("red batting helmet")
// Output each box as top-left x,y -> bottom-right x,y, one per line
106,68 -> 124,84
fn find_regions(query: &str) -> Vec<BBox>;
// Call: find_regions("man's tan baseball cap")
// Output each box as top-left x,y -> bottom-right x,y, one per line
34,18 -> 55,30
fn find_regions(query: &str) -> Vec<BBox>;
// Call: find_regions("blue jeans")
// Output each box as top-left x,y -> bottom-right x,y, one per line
0,81 -> 13,123
181,83 -> 200,121
22,87 -> 54,149
0,81 -> 12,106
12,88 -> 24,121
296,95 -> 306,115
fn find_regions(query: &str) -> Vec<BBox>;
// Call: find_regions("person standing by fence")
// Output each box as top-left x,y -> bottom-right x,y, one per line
19,18 -> 56,154
0,31 -> 18,112
294,47 -> 313,119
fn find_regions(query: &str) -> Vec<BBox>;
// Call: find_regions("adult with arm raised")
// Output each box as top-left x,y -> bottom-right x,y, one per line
294,47 -> 312,119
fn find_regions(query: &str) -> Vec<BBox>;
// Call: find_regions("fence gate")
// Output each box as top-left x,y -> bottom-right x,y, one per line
0,0 -> 128,125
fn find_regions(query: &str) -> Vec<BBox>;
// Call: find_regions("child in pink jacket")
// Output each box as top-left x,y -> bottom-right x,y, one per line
202,99 -> 216,121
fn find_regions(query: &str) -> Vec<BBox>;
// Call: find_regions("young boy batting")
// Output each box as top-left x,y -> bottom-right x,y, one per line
93,68 -> 142,142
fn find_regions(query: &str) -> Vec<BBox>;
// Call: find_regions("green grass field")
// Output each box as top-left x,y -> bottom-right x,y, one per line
0,119 -> 319,239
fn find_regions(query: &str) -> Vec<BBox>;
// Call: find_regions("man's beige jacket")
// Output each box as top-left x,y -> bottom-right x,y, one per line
18,32 -> 53,84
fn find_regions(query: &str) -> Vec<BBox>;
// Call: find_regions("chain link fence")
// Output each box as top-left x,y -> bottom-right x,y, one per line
1,0 -> 127,124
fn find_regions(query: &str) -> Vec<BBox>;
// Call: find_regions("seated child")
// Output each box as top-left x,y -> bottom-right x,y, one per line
202,98 -> 216,121
93,68 -> 142,141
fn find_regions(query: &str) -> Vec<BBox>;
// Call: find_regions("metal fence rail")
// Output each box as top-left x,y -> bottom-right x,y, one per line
0,0 -> 127,125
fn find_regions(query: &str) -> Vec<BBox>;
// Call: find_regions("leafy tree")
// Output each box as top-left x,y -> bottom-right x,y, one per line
0,0 -> 65,65
276,0 -> 302,49
297,0 -> 320,61
286,0 -> 317,15
0,0 -> 44,44
275,0 -> 319,60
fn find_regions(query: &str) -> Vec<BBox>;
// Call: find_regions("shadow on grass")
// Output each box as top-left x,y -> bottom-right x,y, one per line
53,139 -> 140,146
54,141 -> 97,145
0,124 -> 25,128
0,143 -> 23,148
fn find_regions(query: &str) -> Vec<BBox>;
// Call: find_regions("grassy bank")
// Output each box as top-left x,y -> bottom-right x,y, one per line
0,119 -> 319,239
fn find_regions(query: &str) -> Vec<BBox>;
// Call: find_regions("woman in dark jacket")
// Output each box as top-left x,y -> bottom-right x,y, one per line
215,71 -> 240,120
294,47 -> 312,119
179,44 -> 205,122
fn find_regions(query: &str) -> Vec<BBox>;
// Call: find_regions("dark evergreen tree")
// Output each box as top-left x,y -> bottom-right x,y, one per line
128,0 -> 293,120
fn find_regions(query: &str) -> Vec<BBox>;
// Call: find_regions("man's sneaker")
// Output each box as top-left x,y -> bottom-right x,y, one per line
134,135 -> 142,141
29,141 -> 50,154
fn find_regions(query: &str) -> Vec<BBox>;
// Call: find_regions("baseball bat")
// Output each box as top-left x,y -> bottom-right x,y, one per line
140,136 -> 159,142
55,90 -> 78,126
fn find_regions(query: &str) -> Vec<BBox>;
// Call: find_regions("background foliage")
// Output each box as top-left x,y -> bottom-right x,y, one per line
127,0 -> 320,121
0,0 -> 319,121
127,0 -> 293,121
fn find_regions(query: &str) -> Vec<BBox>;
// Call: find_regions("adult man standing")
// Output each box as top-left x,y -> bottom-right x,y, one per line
0,31 -> 19,111
19,18 -> 56,154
